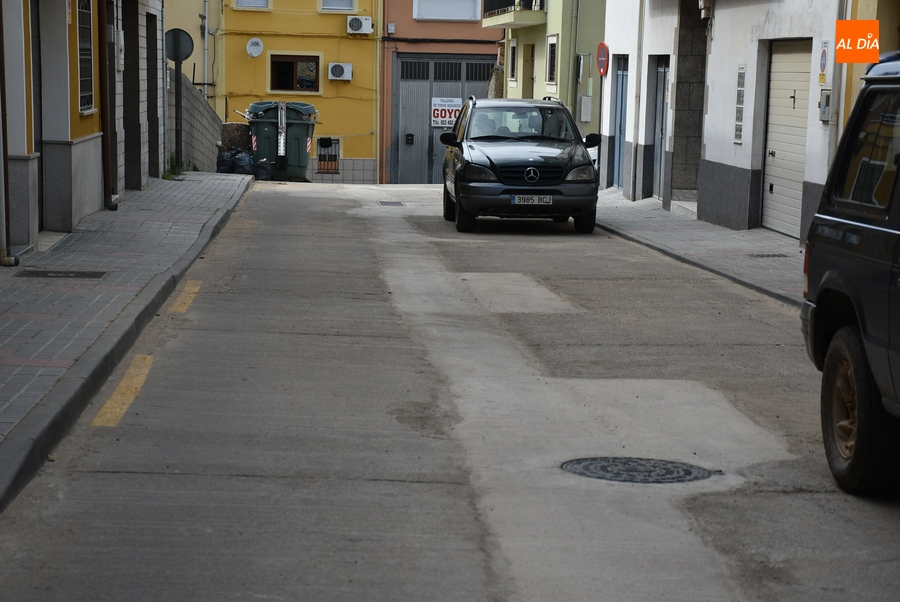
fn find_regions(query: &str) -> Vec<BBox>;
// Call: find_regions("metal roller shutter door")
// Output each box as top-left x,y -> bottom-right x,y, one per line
762,40 -> 812,238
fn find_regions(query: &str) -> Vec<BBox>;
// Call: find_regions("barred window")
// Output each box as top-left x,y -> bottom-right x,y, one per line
467,62 -> 493,82
77,0 -> 94,111
546,35 -> 558,84
401,61 -> 430,81
235,0 -> 269,7
435,62 -> 462,82
316,138 -> 340,174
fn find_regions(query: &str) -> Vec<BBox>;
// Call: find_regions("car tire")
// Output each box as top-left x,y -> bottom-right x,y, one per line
455,187 -> 476,233
821,325 -> 900,494
573,209 -> 596,234
443,181 -> 455,222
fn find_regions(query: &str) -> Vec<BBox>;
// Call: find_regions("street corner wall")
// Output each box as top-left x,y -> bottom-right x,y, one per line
166,68 -> 222,172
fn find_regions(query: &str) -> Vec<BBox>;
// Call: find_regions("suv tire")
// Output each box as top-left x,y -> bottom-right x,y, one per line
573,209 -> 596,234
455,188 -> 476,233
443,181 -> 455,222
821,325 -> 900,494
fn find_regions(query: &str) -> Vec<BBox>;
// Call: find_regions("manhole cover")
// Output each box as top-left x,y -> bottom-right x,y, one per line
378,201 -> 403,206
561,457 -> 722,484
17,270 -> 106,279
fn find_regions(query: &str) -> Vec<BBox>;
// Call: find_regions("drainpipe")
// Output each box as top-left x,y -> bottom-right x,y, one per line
98,0 -> 117,210
630,0 -> 646,201
0,0 -> 19,266
203,0 -> 209,99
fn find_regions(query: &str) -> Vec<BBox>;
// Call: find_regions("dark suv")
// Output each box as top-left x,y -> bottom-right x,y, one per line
440,96 -> 600,233
802,54 -> 900,494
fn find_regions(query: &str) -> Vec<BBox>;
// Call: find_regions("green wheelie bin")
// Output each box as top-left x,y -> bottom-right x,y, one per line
246,101 -> 318,180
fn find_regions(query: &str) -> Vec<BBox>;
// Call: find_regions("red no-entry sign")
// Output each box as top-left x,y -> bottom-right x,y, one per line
597,42 -> 610,77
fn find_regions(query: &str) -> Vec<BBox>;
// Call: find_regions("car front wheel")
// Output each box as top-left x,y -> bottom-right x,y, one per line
455,186 -> 476,233
442,180 -> 455,221
573,209 -> 596,234
821,325 -> 900,494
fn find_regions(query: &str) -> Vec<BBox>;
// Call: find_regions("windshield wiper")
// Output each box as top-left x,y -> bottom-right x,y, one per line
471,135 -> 517,140
519,134 -> 568,141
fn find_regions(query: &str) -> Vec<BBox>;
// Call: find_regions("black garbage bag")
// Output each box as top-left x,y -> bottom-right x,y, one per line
253,158 -> 272,181
233,150 -> 254,175
216,148 -> 237,173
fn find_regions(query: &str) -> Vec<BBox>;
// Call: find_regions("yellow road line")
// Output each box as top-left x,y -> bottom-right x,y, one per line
92,354 -> 154,427
169,280 -> 203,314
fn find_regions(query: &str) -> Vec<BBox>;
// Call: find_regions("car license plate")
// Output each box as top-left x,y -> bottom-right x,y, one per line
511,195 -> 552,205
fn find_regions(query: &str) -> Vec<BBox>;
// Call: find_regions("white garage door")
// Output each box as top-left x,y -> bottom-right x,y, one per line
762,40 -> 812,238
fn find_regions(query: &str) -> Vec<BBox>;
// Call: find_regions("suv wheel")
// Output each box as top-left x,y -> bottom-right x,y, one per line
821,325 -> 900,494
573,209 -> 596,234
455,188 -> 476,233
442,181 -> 455,222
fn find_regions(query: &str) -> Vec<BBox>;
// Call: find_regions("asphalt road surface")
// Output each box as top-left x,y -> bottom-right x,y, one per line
1,183 -> 898,601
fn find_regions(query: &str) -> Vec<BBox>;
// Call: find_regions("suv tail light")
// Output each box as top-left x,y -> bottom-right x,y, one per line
803,243 -> 809,298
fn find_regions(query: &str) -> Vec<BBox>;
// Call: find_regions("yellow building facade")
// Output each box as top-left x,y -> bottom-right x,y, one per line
217,0 -> 379,183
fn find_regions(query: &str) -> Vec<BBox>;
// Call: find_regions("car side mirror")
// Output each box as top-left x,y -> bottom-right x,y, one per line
584,133 -> 601,148
440,131 -> 461,147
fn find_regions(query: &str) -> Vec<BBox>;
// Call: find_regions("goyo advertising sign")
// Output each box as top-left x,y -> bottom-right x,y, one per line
432,98 -> 462,127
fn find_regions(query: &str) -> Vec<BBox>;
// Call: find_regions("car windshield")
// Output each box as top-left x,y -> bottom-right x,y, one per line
469,107 -> 577,142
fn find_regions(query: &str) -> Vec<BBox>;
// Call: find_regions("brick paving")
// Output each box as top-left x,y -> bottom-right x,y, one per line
595,187 -> 805,307
0,173 -> 251,441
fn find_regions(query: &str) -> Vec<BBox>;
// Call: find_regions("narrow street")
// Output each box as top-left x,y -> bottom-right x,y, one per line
0,183 -> 898,601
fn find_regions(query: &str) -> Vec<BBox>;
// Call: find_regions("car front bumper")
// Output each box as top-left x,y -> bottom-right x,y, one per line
457,181 -> 598,218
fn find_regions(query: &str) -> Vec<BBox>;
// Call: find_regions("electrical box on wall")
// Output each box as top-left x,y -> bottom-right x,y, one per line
329,63 -> 353,81
347,16 -> 373,35
819,89 -> 832,122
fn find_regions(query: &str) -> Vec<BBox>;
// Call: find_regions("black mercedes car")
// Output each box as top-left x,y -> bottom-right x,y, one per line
440,97 -> 601,233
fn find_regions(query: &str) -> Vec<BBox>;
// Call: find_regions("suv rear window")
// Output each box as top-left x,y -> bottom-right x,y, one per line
834,91 -> 900,209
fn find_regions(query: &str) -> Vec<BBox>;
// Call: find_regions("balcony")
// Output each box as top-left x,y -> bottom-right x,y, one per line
482,0 -> 546,29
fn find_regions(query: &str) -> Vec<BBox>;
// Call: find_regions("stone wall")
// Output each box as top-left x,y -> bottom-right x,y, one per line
166,68 -> 221,173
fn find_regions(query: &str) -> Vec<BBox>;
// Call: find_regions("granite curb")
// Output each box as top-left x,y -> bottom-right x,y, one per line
594,221 -> 803,308
0,177 -> 250,513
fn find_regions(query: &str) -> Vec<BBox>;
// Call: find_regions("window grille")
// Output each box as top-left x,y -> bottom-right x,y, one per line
546,36 -> 557,83
317,138 -> 340,174
466,62 -> 493,82
77,0 -> 94,110
435,62 -> 462,82
401,61 -> 430,81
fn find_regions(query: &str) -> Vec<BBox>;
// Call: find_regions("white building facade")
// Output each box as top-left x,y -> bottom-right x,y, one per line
601,0 -> 859,241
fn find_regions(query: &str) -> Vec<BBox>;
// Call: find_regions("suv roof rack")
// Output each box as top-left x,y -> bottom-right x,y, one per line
865,49 -> 900,78
542,96 -> 563,105
468,95 -> 477,107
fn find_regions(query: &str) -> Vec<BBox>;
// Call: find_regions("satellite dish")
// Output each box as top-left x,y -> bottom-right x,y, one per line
247,38 -> 263,58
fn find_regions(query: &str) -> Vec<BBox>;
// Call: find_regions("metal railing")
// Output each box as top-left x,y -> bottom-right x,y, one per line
483,0 -> 543,18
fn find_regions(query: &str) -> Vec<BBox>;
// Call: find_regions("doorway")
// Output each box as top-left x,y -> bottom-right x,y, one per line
613,56 -> 629,189
30,0 -> 44,230
762,39 -> 812,238
522,44 -> 535,99
652,56 -> 670,199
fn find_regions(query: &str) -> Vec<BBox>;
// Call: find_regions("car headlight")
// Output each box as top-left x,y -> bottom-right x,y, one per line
565,164 -> 596,181
462,164 -> 498,182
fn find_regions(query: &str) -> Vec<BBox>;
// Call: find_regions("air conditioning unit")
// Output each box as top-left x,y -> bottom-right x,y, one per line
347,16 -> 373,35
329,62 -> 353,81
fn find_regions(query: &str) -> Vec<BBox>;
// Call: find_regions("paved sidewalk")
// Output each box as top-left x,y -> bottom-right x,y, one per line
595,187 -> 805,307
0,177 -> 803,512
0,172 -> 251,510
